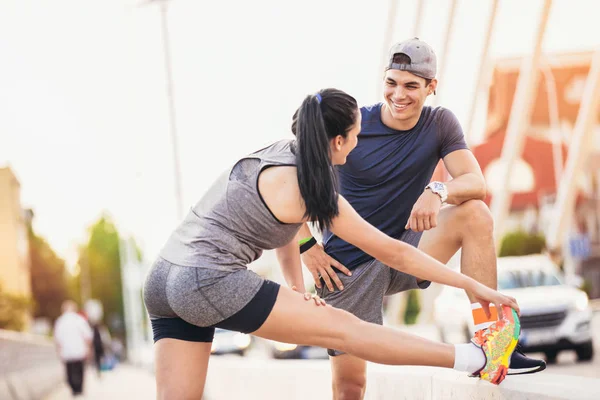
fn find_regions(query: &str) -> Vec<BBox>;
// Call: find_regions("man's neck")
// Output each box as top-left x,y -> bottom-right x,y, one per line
380,104 -> 421,131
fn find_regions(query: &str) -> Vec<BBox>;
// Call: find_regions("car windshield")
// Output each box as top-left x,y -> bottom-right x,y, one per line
498,269 -> 562,289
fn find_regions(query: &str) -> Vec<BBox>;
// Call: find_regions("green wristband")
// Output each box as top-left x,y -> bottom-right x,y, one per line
298,237 -> 313,246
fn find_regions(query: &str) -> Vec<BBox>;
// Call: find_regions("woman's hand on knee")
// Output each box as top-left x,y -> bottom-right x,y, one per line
291,286 -> 328,306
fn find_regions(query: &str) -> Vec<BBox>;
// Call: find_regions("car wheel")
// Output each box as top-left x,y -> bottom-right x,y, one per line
545,350 -> 558,364
575,341 -> 594,362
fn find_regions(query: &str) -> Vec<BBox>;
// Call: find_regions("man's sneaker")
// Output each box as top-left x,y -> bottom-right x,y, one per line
471,305 -> 521,385
508,343 -> 547,375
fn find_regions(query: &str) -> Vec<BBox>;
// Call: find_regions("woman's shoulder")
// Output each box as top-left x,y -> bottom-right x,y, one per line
258,165 -> 305,223
260,165 -> 299,192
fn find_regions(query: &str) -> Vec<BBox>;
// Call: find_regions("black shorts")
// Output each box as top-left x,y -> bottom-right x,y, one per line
149,279 -> 280,343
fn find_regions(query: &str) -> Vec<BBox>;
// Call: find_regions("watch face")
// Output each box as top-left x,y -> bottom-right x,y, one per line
433,182 -> 444,191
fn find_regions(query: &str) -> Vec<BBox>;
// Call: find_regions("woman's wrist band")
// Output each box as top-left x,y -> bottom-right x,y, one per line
299,237 -> 317,254
298,237 -> 312,246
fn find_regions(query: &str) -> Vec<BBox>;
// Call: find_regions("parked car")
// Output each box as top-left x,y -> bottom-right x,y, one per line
269,341 -> 329,360
211,328 -> 252,356
433,254 -> 594,363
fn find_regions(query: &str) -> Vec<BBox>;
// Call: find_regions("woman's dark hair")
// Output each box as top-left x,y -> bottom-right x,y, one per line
291,88 -> 358,231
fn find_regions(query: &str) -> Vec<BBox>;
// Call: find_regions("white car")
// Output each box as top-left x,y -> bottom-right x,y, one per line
211,328 -> 252,356
433,254 -> 594,363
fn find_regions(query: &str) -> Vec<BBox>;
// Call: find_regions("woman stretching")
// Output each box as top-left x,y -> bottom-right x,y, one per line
144,88 -> 521,399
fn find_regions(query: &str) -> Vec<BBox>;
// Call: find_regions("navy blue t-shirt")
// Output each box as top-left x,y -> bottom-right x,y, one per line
323,104 -> 468,270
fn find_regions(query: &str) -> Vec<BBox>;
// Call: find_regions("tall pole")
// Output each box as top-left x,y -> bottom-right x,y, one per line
464,0 -> 499,144
79,254 -> 91,304
376,0 -> 399,98
431,0 -> 457,106
490,0 -> 552,246
413,0 -> 425,38
156,0 -> 184,220
540,61 -> 564,189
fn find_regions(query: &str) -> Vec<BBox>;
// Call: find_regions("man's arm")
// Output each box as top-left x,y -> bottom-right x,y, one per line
406,108 -> 486,232
442,149 -> 486,205
406,150 -> 486,232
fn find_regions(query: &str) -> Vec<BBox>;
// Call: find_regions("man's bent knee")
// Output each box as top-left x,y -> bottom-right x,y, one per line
456,199 -> 493,232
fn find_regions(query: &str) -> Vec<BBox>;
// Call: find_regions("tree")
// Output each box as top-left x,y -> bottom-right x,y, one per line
28,226 -> 69,323
0,282 -> 31,331
403,289 -> 421,325
499,231 -> 546,257
78,214 -> 125,336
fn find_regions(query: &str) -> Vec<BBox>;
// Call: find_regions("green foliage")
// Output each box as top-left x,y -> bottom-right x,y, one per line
78,214 -> 125,334
403,290 -> 421,325
68,270 -> 82,310
28,226 -> 69,322
499,230 -> 546,257
0,282 -> 32,331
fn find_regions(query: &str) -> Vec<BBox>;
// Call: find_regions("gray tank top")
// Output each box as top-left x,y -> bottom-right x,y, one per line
159,140 -> 302,270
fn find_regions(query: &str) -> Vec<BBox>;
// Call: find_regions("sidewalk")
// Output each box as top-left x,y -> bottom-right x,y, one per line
44,364 -> 156,400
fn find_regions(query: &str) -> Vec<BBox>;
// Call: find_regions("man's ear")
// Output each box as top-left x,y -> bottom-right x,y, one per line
428,79 -> 438,95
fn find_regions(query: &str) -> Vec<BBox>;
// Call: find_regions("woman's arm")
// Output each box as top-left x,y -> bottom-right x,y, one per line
275,234 -> 305,292
330,196 -> 470,289
330,196 -> 519,315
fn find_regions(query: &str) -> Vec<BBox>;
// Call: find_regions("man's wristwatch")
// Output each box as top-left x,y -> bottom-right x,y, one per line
425,181 -> 448,203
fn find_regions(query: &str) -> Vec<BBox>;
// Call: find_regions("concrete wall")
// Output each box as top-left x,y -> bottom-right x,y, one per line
204,357 -> 600,400
0,330 -> 64,400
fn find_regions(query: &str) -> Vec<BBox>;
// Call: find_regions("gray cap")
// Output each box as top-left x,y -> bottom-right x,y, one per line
386,37 -> 437,80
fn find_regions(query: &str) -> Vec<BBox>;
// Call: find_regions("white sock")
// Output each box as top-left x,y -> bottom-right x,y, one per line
453,343 -> 486,374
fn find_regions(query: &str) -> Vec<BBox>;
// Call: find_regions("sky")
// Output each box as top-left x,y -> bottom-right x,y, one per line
1,0 -> 599,268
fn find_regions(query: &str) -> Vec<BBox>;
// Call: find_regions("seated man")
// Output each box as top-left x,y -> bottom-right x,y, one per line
298,38 -> 545,400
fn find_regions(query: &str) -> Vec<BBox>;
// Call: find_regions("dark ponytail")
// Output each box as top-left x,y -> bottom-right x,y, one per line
292,88 -> 358,231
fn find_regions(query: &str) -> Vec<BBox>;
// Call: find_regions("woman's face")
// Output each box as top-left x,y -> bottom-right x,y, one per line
330,110 -> 361,166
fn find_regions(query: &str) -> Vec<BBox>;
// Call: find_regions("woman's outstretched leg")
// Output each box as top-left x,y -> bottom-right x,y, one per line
254,286 -> 455,366
253,286 -> 519,384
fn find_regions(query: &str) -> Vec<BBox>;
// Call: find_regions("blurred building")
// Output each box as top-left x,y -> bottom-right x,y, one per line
0,167 -> 32,302
472,51 -> 600,296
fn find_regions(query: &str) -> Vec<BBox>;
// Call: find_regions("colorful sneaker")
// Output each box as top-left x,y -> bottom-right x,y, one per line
470,305 -> 521,385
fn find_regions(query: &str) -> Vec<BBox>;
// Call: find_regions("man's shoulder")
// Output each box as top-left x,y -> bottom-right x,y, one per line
426,106 -> 459,125
417,106 -> 462,136
56,312 -> 87,325
359,103 -> 384,131
360,103 -> 381,119
54,314 -> 64,327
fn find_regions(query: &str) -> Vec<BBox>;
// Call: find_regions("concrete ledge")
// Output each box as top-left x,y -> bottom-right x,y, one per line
0,329 -> 65,400
0,364 -> 63,400
205,358 -> 600,400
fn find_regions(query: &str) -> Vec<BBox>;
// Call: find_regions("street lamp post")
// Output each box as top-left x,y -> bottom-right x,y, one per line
144,0 -> 184,220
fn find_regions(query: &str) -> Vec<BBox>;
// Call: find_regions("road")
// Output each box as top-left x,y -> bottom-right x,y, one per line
44,364 -> 156,400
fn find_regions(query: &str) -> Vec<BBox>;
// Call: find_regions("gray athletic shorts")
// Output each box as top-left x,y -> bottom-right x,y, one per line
317,230 -> 431,356
143,257 -> 279,342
